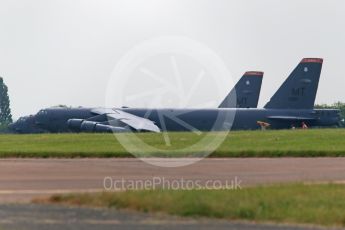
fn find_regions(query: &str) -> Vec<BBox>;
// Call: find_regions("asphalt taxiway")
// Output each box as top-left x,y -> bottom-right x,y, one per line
1,158 -> 345,230
0,204 -> 334,230
1,157 -> 345,202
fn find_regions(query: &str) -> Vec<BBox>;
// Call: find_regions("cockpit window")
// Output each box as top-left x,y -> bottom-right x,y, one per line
18,116 -> 28,122
38,110 -> 48,115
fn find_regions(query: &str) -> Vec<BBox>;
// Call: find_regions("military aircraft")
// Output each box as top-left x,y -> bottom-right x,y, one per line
10,58 -> 341,133
9,71 -> 264,133
65,58 -> 339,132
8,115 -> 45,134
219,71 -> 263,108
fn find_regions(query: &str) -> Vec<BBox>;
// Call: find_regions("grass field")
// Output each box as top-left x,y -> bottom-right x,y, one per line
42,184 -> 345,227
0,129 -> 345,157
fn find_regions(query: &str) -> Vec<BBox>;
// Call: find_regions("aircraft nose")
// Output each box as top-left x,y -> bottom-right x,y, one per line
7,123 -> 18,132
34,115 -> 45,126
8,123 -> 14,130
35,121 -> 44,127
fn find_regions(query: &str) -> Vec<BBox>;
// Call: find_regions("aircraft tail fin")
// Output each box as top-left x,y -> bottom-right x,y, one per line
219,71 -> 263,108
264,58 -> 323,110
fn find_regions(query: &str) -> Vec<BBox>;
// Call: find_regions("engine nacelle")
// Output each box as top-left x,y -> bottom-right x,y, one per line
67,119 -> 84,131
94,124 -> 128,133
80,121 -> 97,132
94,124 -> 112,133
67,119 -> 129,133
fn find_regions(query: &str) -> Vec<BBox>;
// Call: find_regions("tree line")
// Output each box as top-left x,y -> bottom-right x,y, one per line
0,77 -> 12,131
315,102 -> 345,127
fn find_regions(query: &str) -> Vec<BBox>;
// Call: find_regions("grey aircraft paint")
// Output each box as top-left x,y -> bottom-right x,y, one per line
28,106 -> 340,133
8,58 -> 341,134
219,71 -> 263,108
7,115 -> 45,134
265,58 -> 323,109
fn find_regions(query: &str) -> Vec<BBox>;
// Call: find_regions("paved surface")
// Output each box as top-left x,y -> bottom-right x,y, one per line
1,158 -> 345,230
1,158 -> 345,202
0,204 -> 334,230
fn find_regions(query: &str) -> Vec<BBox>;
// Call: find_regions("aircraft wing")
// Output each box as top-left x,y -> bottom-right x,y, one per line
91,108 -> 161,133
267,116 -> 317,121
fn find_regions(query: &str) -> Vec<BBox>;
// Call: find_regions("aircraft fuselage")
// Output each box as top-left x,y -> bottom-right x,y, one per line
31,107 -> 340,133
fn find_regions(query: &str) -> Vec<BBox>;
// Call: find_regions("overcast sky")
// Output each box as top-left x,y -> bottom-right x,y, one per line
1,0 -> 344,119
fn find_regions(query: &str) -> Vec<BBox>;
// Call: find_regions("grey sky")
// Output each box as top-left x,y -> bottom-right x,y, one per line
1,0 -> 344,119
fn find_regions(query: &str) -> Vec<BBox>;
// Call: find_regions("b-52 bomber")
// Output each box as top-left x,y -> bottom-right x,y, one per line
9,71 -> 263,133
9,58 -> 340,133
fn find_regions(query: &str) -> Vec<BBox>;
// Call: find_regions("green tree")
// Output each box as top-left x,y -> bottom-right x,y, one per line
0,77 -> 12,126
315,102 -> 345,127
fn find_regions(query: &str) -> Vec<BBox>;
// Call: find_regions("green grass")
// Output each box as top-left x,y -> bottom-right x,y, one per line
1,129 -> 345,157
43,184 -> 345,227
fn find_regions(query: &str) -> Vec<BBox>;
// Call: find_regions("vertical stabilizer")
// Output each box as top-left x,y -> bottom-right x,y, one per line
219,71 -> 263,108
264,58 -> 323,109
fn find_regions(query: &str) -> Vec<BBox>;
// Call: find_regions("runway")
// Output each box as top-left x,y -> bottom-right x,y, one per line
0,204 -> 328,230
1,157 -> 345,203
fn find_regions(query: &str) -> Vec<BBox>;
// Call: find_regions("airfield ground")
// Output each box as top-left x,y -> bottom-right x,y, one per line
0,203 -> 323,230
1,129 -> 345,229
2,157 -> 345,229
0,129 -> 345,157
41,183 -> 345,227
